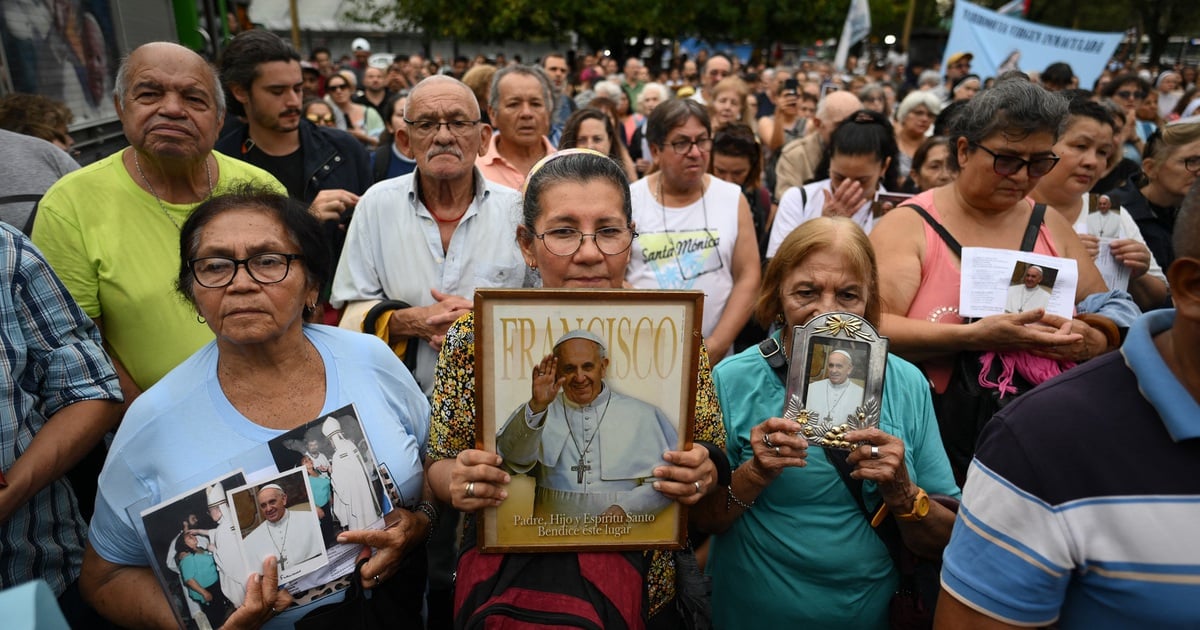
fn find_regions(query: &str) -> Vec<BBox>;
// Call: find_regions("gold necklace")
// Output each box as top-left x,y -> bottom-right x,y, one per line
133,151 -> 213,230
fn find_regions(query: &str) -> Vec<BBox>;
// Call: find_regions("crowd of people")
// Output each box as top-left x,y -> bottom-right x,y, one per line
2,26 -> 1200,630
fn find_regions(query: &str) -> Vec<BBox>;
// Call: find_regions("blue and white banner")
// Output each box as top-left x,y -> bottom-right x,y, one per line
943,1 -> 1122,90
834,0 -> 872,71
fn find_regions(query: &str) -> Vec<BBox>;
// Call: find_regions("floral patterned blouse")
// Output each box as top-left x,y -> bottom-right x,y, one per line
429,312 -> 726,618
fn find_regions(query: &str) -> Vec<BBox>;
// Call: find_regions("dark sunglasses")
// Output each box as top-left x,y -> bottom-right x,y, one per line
971,143 -> 1060,178
327,83 -> 350,92
1114,89 -> 1146,100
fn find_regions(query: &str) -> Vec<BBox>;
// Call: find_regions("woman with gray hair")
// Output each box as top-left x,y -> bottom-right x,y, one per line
625,99 -> 761,362
869,80 -> 1112,482
894,90 -> 942,186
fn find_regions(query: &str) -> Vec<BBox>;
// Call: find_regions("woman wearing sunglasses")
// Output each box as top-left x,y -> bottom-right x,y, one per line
869,80 -> 1111,481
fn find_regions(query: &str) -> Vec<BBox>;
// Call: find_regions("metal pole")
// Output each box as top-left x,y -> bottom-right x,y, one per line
901,0 -> 917,50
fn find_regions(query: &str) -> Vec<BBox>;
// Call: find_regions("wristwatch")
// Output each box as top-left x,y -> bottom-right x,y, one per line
894,487 -> 930,522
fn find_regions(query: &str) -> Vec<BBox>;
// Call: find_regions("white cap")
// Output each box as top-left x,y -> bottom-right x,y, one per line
553,329 -> 607,354
206,483 -> 227,507
321,416 -> 343,438
352,38 -> 370,52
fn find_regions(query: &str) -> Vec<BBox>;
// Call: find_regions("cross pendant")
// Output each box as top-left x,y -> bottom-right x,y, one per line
572,462 -> 591,484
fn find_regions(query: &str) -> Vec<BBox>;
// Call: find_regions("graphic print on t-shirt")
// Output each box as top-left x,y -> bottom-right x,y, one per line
637,230 -> 723,288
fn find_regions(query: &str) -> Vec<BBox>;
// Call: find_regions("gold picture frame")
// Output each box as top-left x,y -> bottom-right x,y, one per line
474,289 -> 702,552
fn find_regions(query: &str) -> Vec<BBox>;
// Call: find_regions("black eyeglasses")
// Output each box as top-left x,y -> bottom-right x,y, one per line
534,226 -> 637,256
327,83 -> 349,92
404,118 -> 481,136
1114,89 -> 1146,100
971,143 -> 1060,178
190,253 -> 304,288
664,136 -> 713,154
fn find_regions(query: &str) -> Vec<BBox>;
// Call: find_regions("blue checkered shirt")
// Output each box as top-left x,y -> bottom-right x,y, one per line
0,223 -> 121,595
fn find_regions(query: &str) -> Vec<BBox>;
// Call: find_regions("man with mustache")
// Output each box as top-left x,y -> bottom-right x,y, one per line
32,42 -> 282,411
330,74 -> 527,626
216,30 -> 371,266
477,65 -> 556,190
331,75 -> 528,395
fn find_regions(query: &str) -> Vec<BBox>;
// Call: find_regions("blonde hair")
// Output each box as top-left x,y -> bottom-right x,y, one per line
755,218 -> 881,327
710,76 -> 754,127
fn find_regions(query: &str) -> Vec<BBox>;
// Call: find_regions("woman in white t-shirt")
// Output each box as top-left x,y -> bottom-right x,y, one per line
767,109 -> 899,257
625,99 -> 761,363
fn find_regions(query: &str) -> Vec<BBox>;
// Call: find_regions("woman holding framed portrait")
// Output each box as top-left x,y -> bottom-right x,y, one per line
706,217 -> 960,628
426,149 -> 730,627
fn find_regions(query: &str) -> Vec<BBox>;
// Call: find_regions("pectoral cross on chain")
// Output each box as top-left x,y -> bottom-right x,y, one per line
572,462 -> 591,484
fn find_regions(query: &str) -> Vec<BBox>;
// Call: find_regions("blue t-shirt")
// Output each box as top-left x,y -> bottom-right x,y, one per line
90,325 -> 429,627
708,340 -> 959,628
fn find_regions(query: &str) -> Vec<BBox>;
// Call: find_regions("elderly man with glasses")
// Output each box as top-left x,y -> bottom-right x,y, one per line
331,75 -> 530,396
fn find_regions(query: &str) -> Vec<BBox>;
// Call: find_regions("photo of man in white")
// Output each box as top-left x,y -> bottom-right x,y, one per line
1005,264 -> 1052,313
497,330 -> 679,520
241,483 -> 323,574
806,349 -> 865,424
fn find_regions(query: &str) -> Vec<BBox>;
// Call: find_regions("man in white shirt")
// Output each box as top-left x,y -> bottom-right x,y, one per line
806,349 -> 865,424
330,75 -> 527,394
1005,265 -> 1052,313
497,330 -> 679,519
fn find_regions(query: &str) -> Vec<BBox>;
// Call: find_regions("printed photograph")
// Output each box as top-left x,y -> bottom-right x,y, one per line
265,404 -> 387,547
1004,261 -> 1058,314
227,469 -> 328,584
139,471 -> 247,630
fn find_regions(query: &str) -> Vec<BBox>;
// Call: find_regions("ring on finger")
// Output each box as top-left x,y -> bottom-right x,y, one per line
774,446 -> 781,456
693,480 -> 702,495
373,574 -> 382,585
465,481 -> 476,499
763,433 -> 776,448
870,445 -> 881,460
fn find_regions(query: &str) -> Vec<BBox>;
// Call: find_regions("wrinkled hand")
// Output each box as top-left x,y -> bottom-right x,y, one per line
336,508 -> 430,590
968,309 -> 1082,353
820,178 -> 865,218
309,188 -> 360,223
1078,232 -> 1101,259
423,289 -> 472,349
843,427 -> 913,506
220,556 -> 294,630
1110,238 -> 1151,279
747,417 -> 809,481
528,355 -> 563,413
1028,315 -> 1106,362
448,449 -> 510,511
652,444 -> 715,505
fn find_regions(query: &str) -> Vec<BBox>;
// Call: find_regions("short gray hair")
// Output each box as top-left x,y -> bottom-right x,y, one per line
946,80 -> 1068,172
489,64 -> 554,114
896,90 -> 941,122
113,46 -> 226,120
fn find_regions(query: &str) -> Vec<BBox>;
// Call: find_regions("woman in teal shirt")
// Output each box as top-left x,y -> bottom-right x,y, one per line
707,217 -> 960,628
176,533 -> 232,629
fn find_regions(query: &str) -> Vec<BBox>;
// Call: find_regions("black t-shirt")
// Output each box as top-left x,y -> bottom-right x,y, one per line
243,144 -> 307,201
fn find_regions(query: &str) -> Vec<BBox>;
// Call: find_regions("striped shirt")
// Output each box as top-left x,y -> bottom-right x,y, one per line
0,223 -> 121,595
941,309 -> 1200,628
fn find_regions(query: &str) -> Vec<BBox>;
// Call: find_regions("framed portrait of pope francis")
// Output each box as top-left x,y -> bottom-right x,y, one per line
474,289 -> 702,552
783,311 -> 889,451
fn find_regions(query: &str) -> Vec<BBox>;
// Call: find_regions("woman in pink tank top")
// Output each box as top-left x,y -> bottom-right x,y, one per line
868,81 -> 1115,480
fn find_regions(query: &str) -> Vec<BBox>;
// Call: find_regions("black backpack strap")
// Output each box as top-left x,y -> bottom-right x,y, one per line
901,202 -> 962,259
1020,203 -> 1047,253
902,200 -> 1045,259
